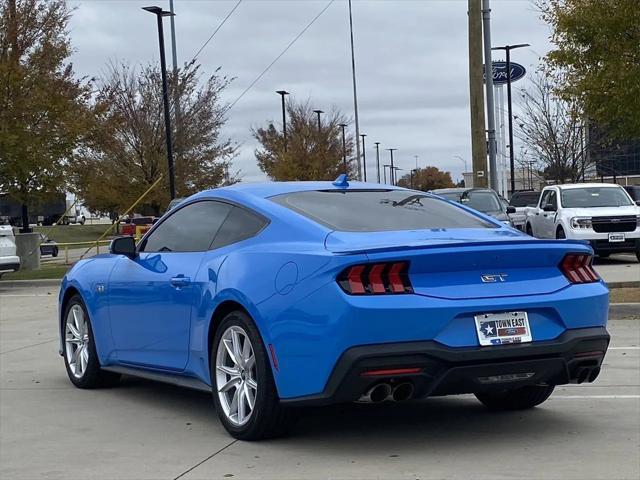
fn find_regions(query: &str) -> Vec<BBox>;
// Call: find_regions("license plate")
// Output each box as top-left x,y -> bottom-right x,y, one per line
608,233 -> 625,242
474,311 -> 532,346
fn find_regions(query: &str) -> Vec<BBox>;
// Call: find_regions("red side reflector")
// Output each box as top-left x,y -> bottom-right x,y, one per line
361,367 -> 422,377
574,350 -> 604,358
268,344 -> 279,371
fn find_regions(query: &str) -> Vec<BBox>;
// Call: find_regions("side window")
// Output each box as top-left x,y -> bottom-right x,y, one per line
548,191 -> 558,209
539,191 -> 551,208
211,206 -> 267,249
141,201 -> 232,253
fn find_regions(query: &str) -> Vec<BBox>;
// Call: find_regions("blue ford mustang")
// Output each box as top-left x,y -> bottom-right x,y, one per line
59,177 -> 609,439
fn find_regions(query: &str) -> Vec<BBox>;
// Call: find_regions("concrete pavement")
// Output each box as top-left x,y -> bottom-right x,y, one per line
1,284 -> 639,480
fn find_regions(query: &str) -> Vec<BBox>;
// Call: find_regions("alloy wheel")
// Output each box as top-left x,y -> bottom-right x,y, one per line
215,326 -> 257,426
65,304 -> 90,378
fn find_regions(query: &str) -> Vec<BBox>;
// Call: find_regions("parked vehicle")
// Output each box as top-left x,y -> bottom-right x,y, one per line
62,200 -> 86,225
0,225 -> 20,277
524,183 -> 640,260
623,185 -> 640,203
432,187 -> 512,224
39,235 -> 59,257
120,216 -> 156,236
0,193 -> 66,226
59,178 -> 610,440
507,191 -> 541,231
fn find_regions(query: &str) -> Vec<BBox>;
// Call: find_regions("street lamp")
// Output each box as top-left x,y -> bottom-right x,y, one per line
360,134 -> 367,182
387,148 -> 397,185
374,142 -> 381,183
383,164 -> 391,184
339,123 -> 348,173
392,166 -> 403,186
454,155 -> 468,172
143,5 -> 176,200
313,109 -> 323,133
276,90 -> 289,151
492,43 -> 530,194
410,168 -> 419,189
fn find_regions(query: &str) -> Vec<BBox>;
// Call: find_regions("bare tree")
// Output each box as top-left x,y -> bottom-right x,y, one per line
516,71 -> 591,184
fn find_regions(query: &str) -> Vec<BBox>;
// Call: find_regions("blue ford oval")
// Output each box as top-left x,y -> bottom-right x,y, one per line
58,180 -> 609,439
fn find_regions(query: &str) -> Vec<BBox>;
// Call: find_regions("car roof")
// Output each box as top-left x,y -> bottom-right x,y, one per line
549,183 -> 624,190
432,187 -> 495,194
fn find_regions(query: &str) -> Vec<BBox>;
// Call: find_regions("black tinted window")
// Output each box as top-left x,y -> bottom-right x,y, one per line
142,201 -> 231,252
509,192 -> 540,207
211,206 -> 267,249
271,190 -> 496,232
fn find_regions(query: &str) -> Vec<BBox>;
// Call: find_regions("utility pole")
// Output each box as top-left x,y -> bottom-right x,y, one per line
339,124 -> 348,173
313,109 -> 323,133
414,155 -> 419,171
168,0 -> 181,193
375,142 -> 381,183
468,0 -> 487,188
276,90 -> 289,151
143,6 -> 176,200
387,149 -> 397,185
383,164 -> 390,184
348,0 -> 362,179
360,134 -> 367,182
482,0 -> 498,191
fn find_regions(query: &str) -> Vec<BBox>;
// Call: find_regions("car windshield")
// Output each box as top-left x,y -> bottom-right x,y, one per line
461,191 -> 502,213
561,187 -> 633,208
270,190 -> 496,232
509,192 -> 540,207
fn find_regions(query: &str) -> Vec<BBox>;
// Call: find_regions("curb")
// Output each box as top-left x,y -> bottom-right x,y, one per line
606,281 -> 640,289
0,279 -> 62,288
609,303 -> 640,319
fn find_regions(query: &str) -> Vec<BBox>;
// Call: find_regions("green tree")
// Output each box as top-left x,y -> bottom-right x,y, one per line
253,101 -> 357,181
396,166 -> 454,191
540,0 -> 640,140
72,61 -> 237,216
0,0 -> 92,231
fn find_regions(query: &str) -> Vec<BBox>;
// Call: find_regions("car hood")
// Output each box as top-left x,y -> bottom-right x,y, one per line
561,206 -> 640,217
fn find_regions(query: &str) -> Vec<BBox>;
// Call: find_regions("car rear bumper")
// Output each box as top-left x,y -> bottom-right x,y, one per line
589,238 -> 640,254
280,327 -> 609,406
0,256 -> 20,273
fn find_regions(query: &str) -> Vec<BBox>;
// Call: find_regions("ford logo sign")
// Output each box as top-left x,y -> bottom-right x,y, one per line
484,61 -> 526,85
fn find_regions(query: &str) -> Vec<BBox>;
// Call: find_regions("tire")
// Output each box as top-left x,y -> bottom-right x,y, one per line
62,295 -> 120,389
556,227 -> 566,239
211,310 -> 296,440
525,224 -> 534,237
475,385 -> 555,411
52,247 -> 58,258
598,252 -> 610,258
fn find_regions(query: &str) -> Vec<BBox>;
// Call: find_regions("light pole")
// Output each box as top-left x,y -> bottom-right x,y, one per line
492,43 -> 530,194
454,155 -> 468,172
387,148 -> 397,185
276,90 -> 289,151
374,142 -> 381,183
392,167 -> 403,185
383,164 -> 391,184
339,123 -> 348,173
143,5 -> 176,199
360,134 -> 367,182
313,109 -> 323,133
410,168 -> 418,189
348,0 -> 361,179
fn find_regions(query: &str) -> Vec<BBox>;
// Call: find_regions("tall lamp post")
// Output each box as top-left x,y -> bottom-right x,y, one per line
313,109 -> 323,133
492,43 -> 529,194
392,167 -> 403,185
387,148 -> 397,185
276,90 -> 289,151
143,5 -> 176,199
383,164 -> 391,184
339,123 -> 348,173
360,134 -> 367,181
374,142 -> 381,183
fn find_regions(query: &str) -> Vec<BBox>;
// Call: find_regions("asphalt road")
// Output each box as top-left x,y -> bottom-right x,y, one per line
1,284 -> 638,480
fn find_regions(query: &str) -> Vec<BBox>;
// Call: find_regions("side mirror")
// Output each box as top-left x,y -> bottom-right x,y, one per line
543,204 -> 556,212
506,206 -> 516,214
636,200 -> 640,206
110,236 -> 137,259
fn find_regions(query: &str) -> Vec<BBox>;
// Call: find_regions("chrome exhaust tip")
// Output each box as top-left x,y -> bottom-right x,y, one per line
391,382 -> 414,402
357,383 -> 392,403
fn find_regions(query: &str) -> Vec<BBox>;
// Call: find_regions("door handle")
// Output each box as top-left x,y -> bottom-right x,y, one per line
170,275 -> 191,288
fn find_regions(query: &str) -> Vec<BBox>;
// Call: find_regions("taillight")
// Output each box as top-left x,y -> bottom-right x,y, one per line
337,262 -> 413,295
560,253 -> 599,283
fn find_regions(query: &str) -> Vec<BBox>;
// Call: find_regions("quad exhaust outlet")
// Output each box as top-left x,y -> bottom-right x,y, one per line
357,382 -> 415,403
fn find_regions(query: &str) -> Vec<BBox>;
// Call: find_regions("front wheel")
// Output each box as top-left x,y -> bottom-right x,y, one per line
211,311 -> 295,440
556,227 -> 566,239
525,224 -> 534,237
475,385 -> 555,411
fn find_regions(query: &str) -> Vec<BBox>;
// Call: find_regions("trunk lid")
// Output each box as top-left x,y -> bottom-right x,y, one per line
326,229 -> 590,299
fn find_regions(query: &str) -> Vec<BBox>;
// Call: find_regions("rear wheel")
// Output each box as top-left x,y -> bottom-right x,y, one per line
211,310 -> 295,440
598,252 -> 610,258
475,385 -> 555,411
525,224 -> 533,237
556,227 -> 566,239
63,295 -> 120,388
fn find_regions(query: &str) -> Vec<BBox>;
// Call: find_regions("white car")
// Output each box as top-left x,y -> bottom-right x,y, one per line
507,191 -> 541,231
0,225 -> 20,277
524,183 -> 640,261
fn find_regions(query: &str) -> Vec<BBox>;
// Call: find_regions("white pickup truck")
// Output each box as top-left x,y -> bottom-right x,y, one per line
524,183 -> 640,261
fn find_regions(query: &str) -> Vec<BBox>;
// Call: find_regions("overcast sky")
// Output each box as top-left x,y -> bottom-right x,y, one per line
67,0 -> 552,183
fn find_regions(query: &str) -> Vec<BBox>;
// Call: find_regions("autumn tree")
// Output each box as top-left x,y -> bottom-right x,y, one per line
0,0 -> 92,231
396,167 -> 454,191
540,0 -> 640,140
516,71 -> 591,184
72,61 -> 237,216
253,101 -> 357,181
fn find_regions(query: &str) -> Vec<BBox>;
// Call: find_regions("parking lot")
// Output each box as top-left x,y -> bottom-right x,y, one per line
0,282 -> 638,480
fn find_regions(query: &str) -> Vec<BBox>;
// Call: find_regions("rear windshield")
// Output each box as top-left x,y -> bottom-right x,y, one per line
561,187 -> 633,208
270,190 -> 496,232
436,191 -> 502,213
509,192 -> 540,207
